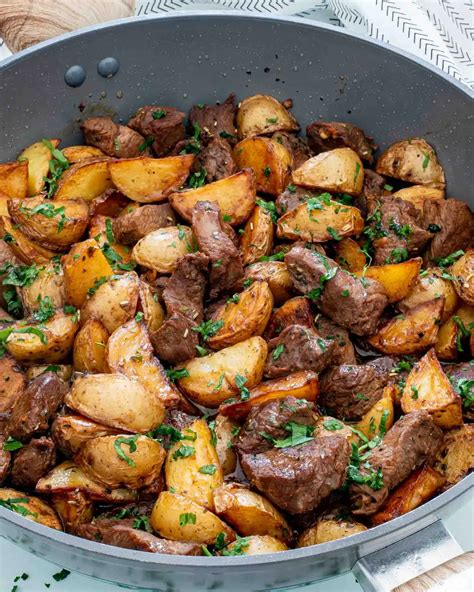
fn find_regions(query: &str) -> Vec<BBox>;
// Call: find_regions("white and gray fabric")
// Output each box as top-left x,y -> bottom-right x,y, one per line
1,0 -> 472,89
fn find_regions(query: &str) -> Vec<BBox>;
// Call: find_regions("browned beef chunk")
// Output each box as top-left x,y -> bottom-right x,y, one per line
272,132 -> 313,168
422,198 -> 474,265
306,121 -> 375,163
264,324 -> 335,379
196,137 -> 237,182
7,373 -> 68,441
356,169 -> 386,216
150,312 -> 198,364
0,356 -> 26,436
275,186 -> 318,215
314,316 -> 356,366
192,201 -> 243,299
0,439 -> 10,484
319,357 -> 396,420
285,246 -> 388,336
81,117 -> 147,158
89,189 -> 130,219
445,362 -> 474,422
350,410 -> 443,515
189,94 -> 237,144
128,106 -> 186,156
10,436 -> 56,489
237,397 -> 316,454
112,204 -> 176,245
76,519 -> 202,555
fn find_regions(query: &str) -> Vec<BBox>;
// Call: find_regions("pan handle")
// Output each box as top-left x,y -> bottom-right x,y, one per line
352,519 -> 472,592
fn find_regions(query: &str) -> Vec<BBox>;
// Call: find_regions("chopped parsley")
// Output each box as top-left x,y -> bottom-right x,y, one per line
135,311 -> 144,322
457,378 -> 474,408
105,218 -> 115,243
389,218 -> 412,239
198,464 -> 217,475
306,255 -> 337,301
383,184 -> 393,191
422,152 -> 430,170
266,117 -> 278,124
411,385 -> 419,400
222,214 -> 232,222
256,198 -> 278,223
436,250 -> 464,268
138,136 -> 154,152
133,515 -> 151,531
180,123 -> 201,155
346,442 -> 384,491
264,422 -> 314,448
179,512 -> 197,526
287,184 -> 296,193
341,289 -> 350,297
172,445 -> 196,461
393,358 -> 413,374
272,343 -> 285,360
262,166 -> 271,178
0,262 -> 40,287
0,497 -> 37,518
323,419 -> 343,431
259,251 -> 285,262
453,315 -> 473,352
41,139 -> 70,198
235,374 -> 250,401
327,226 -> 342,241
353,162 -> 361,183
52,569 -> 71,582
195,345 -> 208,357
208,420 -> 217,448
226,293 -> 240,305
87,276 -> 108,296
188,168 -> 207,189
3,437 -> 23,452
152,109 -> 166,119
113,435 -> 139,467
192,319 -> 224,341
166,368 -> 190,381
32,296 -> 55,323
385,248 -> 408,264
428,223 -> 441,233
19,202 -> 69,232
222,536 -> 250,556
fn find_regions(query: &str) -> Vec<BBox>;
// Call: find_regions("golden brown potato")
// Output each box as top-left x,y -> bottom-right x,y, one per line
434,424 -> 474,486
51,415 -> 119,456
376,138 -> 445,189
392,185 -> 444,210
371,466 -> 445,526
232,137 -> 292,196
62,238 -> 114,308
55,159 -> 113,201
0,215 -> 57,264
263,296 -> 314,340
0,487 -> 62,530
6,310 -> 79,364
220,371 -> 319,420
297,515 -> 367,547
108,155 -> 194,202
8,196 -> 90,250
213,414 -> 238,476
243,262 -> 293,305
334,237 -> 366,272
356,258 -> 422,304
213,483 -> 292,544
177,336 -> 268,407
169,169 -> 256,226
292,148 -> 364,196
435,316 -> 459,361
398,268 -> 459,322
107,319 -> 181,408
224,535 -> 287,555
25,364 -> 72,382
138,281 -> 165,332
401,348 -> 463,429
165,418 -> 223,510
236,94 -> 299,139
277,198 -> 364,243
0,161 -> 28,199
51,490 -> 94,533
18,263 -> 66,316
19,139 -> 60,196
73,318 -> 109,373
36,460 -> 136,502
207,281 -> 273,350
239,204 -> 274,265
151,491 -> 236,545
80,272 -> 139,333
61,145 -> 106,163
451,249 -> 474,305
368,299 -> 444,355
132,226 -> 194,274
352,394 -> 394,440
66,374 -> 165,433
75,434 -> 165,489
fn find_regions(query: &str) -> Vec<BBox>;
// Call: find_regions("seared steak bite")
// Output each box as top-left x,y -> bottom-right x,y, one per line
128,106 -> 186,156
81,117 -> 147,158
306,121 -> 375,163
10,436 -> 56,489
189,94 -> 237,144
196,137 -> 237,182
112,204 -> 176,245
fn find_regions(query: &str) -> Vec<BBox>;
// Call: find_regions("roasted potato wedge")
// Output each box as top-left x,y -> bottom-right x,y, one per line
51,415 -> 119,457
0,487 -> 62,530
240,204 -> 274,265
76,434 -> 165,489
292,148 -> 364,196
61,145 -> 106,163
73,318 -> 109,373
169,169 -> 256,226
55,159 -> 113,201
132,226 -> 194,273
80,272 -> 139,333
236,94 -> 299,138
376,138 -> 445,189
368,299 -> 444,355
18,262 -> 66,316
243,262 -> 293,305
6,310 -> 79,364
334,237 -> 366,271
434,424 -> 474,486
0,215 -> 57,264
451,249 -> 474,305
213,483 -> 292,544
434,316 -> 459,361
8,196 -> 90,250
207,281 -> 273,350
25,364 -> 72,382
220,371 -> 319,420
19,139 -> 60,196
107,319 -> 181,408
357,258 -> 422,303
297,515 -> 367,547
66,374 -> 165,433
0,161 -> 28,199
224,535 -> 287,555
108,155 -> 194,202
371,465 -> 445,526
177,336 -> 268,407
36,460 -> 136,502
263,296 -> 313,340
232,137 -> 292,196
151,491 -> 236,545
62,238 -> 114,308
352,393 -> 394,440
138,281 -> 165,332
51,490 -> 94,533
401,348 -> 462,428
166,418 -> 223,510
213,414 -> 238,476
277,197 -> 364,242
392,185 -> 444,210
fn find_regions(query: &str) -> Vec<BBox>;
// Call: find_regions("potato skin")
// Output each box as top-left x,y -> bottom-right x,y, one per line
236,94 -> 299,139
19,263 -> 66,316
334,237 -> 366,272
132,226 -> 194,273
25,364 -> 72,382
52,414 -> 119,456
434,424 -> 474,485
297,516 -> 367,547
240,205 -> 274,265
75,435 -> 166,489
0,215 -> 57,264
0,487 -> 62,530
213,414 -> 238,475
150,491 -> 236,545
62,145 -> 106,163
73,318 -> 109,373
51,490 -> 94,533
451,249 -> 474,305
357,258 -> 422,304
224,535 -> 288,555
19,139 -> 60,196
352,394 -> 394,440
0,161 -> 28,199
244,262 -> 293,305
55,159 -> 113,201
392,185 -> 444,210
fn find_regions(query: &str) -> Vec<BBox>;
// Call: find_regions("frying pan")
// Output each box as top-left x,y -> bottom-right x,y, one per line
0,12 -> 473,592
